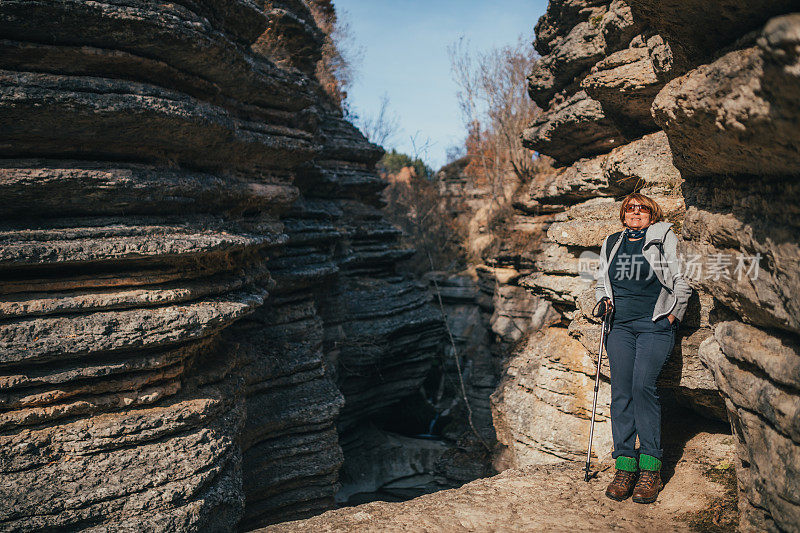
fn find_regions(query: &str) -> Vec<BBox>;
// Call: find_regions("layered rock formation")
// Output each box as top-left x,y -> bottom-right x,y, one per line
642,9 -> 800,531
493,1 -> 800,531
486,0 -> 725,469
0,1 -> 442,530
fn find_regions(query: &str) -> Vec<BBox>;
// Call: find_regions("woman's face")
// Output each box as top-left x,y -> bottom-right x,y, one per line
624,201 -> 651,230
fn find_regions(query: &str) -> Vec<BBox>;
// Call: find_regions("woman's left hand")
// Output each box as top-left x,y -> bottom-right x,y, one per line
667,314 -> 676,324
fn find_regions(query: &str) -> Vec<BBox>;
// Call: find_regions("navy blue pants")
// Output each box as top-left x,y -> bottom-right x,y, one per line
604,315 -> 676,461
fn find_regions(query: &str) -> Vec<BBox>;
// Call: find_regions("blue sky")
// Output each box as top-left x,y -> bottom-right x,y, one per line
335,0 -> 549,170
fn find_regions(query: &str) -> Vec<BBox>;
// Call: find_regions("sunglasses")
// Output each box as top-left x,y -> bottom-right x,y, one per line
624,203 -> 651,214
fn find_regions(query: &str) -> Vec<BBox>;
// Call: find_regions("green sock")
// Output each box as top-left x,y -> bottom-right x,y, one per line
639,454 -> 662,471
615,456 -> 638,472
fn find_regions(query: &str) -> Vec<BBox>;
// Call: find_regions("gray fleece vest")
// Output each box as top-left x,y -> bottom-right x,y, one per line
595,221 -> 692,322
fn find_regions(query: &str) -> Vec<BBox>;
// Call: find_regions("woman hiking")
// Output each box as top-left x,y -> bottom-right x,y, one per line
594,193 -> 692,503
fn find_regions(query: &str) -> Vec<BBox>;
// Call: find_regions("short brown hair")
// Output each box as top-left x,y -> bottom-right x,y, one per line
619,193 -> 664,226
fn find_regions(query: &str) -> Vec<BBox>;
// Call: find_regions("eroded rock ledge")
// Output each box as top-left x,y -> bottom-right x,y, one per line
502,2 -> 800,531
0,1 -> 442,530
258,422 -> 736,532
432,3 -> 800,532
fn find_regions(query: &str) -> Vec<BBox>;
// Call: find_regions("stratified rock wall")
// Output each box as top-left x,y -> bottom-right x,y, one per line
488,0 -> 726,472
297,115 -> 444,485
433,159 -> 561,450
647,11 -> 800,531
0,1 -> 442,530
0,2 -> 300,530
506,2 -> 800,531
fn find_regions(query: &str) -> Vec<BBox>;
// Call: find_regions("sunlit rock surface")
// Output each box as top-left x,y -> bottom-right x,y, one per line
659,13 -> 800,531
512,2 -> 800,531
257,422 -> 737,533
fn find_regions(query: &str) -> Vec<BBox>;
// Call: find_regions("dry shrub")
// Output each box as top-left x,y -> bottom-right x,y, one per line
444,36 -> 546,266
307,0 -> 362,109
449,36 -> 541,188
382,165 -> 467,275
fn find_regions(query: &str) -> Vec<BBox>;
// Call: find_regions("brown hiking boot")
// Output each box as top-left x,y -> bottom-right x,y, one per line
605,469 -> 638,501
632,470 -> 663,503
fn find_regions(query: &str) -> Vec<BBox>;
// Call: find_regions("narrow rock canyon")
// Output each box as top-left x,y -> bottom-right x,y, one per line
1,0 -> 798,532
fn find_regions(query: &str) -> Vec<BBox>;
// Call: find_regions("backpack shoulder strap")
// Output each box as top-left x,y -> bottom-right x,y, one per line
605,231 -> 623,261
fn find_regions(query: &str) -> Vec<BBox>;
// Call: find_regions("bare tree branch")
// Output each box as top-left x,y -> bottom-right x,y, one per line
359,93 -> 401,146
448,35 -> 541,185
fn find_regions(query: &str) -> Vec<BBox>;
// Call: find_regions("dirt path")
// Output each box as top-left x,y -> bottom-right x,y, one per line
258,430 -> 736,532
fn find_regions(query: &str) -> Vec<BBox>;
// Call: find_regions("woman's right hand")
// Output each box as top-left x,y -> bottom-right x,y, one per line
593,297 -> 614,318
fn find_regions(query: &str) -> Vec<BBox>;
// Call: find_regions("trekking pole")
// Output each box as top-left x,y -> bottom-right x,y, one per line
585,299 -> 612,482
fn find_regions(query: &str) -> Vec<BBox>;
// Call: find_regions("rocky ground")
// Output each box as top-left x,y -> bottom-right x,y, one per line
258,408 -> 737,532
